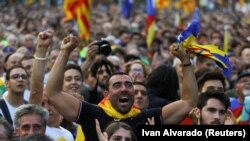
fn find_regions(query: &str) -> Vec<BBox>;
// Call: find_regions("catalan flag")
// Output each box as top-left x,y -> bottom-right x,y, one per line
63,0 -> 91,41
146,0 -> 156,48
177,8 -> 200,43
230,98 -> 243,124
121,0 -> 133,19
177,8 -> 232,77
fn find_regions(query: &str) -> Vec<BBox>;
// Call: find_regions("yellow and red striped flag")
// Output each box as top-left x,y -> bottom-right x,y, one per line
64,0 -> 91,41
177,8 -> 232,77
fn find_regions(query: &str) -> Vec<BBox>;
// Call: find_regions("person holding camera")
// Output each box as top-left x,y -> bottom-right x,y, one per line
81,40 -> 112,77
81,40 -> 115,104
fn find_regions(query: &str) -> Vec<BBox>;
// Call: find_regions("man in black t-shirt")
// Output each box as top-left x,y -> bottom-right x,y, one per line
45,35 -> 198,141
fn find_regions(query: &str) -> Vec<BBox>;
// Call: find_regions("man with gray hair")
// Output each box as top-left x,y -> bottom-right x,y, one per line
14,104 -> 49,140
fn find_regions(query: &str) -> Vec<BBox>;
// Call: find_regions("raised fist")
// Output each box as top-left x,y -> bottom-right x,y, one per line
37,29 -> 54,48
60,34 -> 79,52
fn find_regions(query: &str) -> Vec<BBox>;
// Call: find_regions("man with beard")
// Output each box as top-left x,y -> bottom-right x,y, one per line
180,71 -> 233,125
45,35 -> 198,141
88,58 -> 114,104
80,40 -> 115,104
193,91 -> 231,125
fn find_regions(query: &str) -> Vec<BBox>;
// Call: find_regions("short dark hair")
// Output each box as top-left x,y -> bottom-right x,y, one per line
197,91 -> 230,110
236,72 -> 250,83
65,64 -> 83,80
5,65 -> 27,81
105,72 -> 130,90
133,81 -> 146,87
238,64 -> 250,76
197,71 -> 225,92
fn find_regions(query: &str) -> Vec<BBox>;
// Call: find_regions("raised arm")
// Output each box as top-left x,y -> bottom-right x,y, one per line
80,41 -> 98,78
45,34 -> 81,121
29,29 -> 54,105
162,43 -> 198,124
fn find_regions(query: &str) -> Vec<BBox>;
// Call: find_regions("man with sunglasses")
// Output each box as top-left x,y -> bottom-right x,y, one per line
0,65 -> 28,127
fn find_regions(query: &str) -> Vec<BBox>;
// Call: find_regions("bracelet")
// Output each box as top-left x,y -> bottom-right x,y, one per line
182,62 -> 192,67
34,56 -> 47,61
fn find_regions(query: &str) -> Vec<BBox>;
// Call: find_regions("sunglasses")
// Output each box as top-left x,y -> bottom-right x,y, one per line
10,74 -> 28,80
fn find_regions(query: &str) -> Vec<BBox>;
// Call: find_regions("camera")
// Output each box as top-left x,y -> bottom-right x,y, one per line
94,40 -> 112,56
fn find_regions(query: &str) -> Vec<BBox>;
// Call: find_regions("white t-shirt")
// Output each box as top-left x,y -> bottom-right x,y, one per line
46,126 -> 74,141
3,89 -> 30,102
0,97 -> 19,127
44,72 -> 49,84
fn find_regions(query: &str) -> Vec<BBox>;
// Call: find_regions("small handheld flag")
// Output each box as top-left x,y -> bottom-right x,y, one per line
177,8 -> 232,77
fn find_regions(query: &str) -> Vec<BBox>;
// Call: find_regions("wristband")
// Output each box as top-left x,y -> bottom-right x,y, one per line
34,56 -> 47,61
182,62 -> 192,67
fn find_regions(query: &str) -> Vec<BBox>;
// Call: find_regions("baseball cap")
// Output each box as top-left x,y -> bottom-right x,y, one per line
237,72 -> 250,82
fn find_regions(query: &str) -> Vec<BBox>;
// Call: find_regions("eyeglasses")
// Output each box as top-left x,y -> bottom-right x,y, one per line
10,74 -> 28,80
206,86 -> 224,93
130,69 -> 144,74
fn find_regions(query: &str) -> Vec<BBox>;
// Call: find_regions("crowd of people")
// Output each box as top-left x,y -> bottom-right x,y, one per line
0,1 -> 250,141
